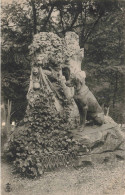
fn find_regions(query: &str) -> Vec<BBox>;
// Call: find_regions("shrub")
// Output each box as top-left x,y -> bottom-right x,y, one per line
6,84 -> 77,178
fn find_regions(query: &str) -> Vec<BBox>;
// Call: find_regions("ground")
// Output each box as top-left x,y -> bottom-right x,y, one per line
1,159 -> 125,195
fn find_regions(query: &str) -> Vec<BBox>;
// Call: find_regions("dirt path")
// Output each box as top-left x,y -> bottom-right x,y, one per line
1,159 -> 125,195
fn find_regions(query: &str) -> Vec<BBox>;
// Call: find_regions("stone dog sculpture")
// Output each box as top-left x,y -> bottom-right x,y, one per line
66,71 -> 104,128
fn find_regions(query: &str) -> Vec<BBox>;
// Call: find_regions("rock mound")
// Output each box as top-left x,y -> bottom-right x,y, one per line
70,123 -> 125,166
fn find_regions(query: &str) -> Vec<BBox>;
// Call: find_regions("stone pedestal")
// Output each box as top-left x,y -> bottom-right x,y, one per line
70,123 -> 125,166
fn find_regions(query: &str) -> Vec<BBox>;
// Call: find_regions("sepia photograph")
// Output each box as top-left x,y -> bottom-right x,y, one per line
1,0 -> 125,194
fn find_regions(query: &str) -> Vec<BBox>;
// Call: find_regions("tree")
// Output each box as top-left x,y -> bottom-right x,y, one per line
27,0 -> 120,45
82,2 -> 125,123
1,1 -> 33,121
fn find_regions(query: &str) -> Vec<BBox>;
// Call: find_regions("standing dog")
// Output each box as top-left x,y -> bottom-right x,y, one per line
66,72 -> 104,128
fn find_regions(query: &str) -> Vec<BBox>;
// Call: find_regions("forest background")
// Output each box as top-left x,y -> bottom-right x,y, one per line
1,0 -> 125,124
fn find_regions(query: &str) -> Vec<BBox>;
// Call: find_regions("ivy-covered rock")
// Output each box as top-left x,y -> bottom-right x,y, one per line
6,85 -> 78,178
29,32 -> 68,68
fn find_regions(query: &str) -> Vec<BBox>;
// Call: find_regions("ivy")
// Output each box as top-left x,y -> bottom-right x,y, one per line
6,83 -> 78,178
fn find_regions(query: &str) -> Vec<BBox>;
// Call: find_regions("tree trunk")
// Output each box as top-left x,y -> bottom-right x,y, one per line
31,0 -> 37,34
113,72 -> 118,108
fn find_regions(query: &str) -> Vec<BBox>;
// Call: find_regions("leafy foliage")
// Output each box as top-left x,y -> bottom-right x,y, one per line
1,2 -> 32,121
82,5 -> 125,123
6,83 -> 79,178
29,32 -> 67,67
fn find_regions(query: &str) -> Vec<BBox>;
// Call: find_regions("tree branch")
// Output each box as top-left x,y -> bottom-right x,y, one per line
42,4 -> 54,30
48,21 -> 61,37
69,11 -> 80,30
61,1 -> 82,34
61,9 -> 81,34
83,14 -> 103,44
59,8 -> 65,33
31,0 -> 37,34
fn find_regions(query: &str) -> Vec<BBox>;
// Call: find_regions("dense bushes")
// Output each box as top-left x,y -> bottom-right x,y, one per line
6,85 -> 78,178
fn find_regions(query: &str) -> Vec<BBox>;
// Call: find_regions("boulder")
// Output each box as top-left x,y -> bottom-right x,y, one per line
70,123 -> 125,166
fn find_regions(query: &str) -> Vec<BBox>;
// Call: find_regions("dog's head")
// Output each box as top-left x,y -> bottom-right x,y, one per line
65,71 -> 86,89
65,73 -> 77,87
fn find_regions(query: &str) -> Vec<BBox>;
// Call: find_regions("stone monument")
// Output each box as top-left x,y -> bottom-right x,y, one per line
27,31 -> 86,122
6,32 -> 125,178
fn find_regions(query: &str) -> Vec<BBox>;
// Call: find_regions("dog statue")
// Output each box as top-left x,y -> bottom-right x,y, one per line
66,71 -> 104,129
